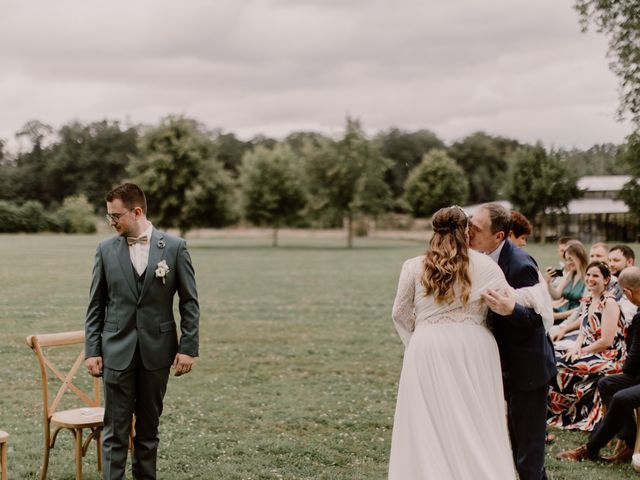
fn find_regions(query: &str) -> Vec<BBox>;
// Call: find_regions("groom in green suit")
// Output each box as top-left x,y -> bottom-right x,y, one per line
85,183 -> 199,479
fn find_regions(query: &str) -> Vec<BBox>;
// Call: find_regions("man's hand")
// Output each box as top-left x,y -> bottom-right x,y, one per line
86,356 -> 103,377
172,353 -> 195,377
481,289 -> 516,316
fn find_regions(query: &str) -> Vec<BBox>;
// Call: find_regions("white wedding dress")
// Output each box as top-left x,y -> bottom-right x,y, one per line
388,250 -> 517,480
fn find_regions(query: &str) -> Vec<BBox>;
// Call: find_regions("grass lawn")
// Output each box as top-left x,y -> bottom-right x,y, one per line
0,233 -> 637,479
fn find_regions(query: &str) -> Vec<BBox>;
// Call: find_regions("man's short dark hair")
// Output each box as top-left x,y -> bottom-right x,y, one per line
106,183 -> 147,214
482,203 -> 511,238
558,236 -> 573,245
610,244 -> 635,262
510,211 -> 532,238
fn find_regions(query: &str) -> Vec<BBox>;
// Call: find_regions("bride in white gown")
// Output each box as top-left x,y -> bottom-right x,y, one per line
388,206 -> 550,480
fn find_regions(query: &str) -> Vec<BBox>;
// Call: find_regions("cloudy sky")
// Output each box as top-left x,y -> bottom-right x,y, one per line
0,0 -> 631,150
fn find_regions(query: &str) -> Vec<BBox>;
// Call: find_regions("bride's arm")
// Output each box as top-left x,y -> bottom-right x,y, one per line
392,259 -> 417,347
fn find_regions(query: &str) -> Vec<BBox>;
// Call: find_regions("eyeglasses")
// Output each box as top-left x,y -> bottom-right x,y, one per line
105,209 -> 133,223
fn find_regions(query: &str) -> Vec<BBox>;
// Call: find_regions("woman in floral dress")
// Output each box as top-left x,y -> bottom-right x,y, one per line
548,261 -> 626,431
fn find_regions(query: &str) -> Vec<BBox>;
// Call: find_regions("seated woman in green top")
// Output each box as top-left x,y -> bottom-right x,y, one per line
546,242 -> 588,324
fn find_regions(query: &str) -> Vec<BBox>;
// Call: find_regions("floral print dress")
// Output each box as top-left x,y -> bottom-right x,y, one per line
547,294 -> 626,431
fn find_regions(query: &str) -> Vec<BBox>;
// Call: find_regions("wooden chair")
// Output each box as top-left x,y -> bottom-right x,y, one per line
633,408 -> 640,472
26,331 -> 104,480
0,430 -> 8,480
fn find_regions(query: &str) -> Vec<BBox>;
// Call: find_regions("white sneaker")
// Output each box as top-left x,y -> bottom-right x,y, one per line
631,453 -> 640,472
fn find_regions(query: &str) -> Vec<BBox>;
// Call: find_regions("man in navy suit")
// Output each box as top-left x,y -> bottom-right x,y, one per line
470,203 -> 556,480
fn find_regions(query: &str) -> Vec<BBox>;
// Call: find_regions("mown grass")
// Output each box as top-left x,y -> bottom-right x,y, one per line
0,234 -> 636,479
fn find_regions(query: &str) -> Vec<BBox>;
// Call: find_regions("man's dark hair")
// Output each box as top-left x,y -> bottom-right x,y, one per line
558,236 -> 573,245
510,211 -> 532,238
610,244 -> 636,262
106,183 -> 147,214
482,203 -> 511,238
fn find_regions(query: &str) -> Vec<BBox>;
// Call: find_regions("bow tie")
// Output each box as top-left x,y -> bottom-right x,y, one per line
127,235 -> 149,246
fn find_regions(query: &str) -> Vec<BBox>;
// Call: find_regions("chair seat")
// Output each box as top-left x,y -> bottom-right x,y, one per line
0,430 -> 7,443
51,407 -> 104,429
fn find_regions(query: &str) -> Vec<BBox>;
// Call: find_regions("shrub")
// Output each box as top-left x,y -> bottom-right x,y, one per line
57,195 -> 97,233
0,201 -> 21,232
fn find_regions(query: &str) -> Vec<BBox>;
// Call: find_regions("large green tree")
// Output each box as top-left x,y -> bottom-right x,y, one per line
47,120 -> 139,209
129,116 -> 237,236
214,131 -> 252,176
575,1 -> 640,129
239,144 -> 307,246
303,118 -> 392,248
448,132 -> 520,203
377,128 -> 445,201
404,149 -> 469,218
506,144 -> 582,241
11,120 -> 54,205
559,143 -> 629,176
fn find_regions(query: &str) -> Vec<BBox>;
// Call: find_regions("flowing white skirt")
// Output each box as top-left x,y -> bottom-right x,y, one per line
388,323 -> 516,480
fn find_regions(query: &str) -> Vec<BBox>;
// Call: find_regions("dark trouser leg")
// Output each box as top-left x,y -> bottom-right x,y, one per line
588,375 -> 640,454
131,365 -> 170,480
103,361 -> 138,480
507,383 -> 548,480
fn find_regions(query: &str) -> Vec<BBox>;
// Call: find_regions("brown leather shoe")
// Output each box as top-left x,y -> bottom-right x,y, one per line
557,444 -> 590,461
601,445 -> 633,463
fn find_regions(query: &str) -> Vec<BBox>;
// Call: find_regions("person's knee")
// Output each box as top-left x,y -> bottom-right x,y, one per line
597,377 -> 617,398
611,390 -> 638,412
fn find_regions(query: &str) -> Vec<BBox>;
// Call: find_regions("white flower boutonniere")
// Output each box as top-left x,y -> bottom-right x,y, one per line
157,239 -> 165,249
155,260 -> 170,284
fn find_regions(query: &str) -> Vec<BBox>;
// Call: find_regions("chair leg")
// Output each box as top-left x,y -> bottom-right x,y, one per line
96,429 -> 102,472
74,429 -> 83,480
39,427 -> 51,480
1,441 -> 7,480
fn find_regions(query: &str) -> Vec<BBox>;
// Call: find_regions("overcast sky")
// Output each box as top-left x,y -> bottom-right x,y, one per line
0,0 -> 631,150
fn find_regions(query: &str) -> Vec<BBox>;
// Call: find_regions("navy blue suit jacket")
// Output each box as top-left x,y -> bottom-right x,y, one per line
490,240 -> 557,391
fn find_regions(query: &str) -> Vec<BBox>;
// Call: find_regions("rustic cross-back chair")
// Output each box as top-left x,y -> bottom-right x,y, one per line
26,331 -> 104,480
633,408 -> 640,472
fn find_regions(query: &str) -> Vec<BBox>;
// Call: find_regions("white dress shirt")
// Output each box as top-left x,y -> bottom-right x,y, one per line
129,224 -> 153,276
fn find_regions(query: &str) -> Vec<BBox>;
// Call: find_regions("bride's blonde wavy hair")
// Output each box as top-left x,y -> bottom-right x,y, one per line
421,206 -> 471,305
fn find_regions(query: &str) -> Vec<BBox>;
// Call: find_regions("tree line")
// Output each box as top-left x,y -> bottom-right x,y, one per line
0,116 -> 634,245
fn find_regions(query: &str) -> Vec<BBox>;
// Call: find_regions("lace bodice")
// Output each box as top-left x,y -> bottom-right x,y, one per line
392,251 -> 554,346
392,255 -> 496,345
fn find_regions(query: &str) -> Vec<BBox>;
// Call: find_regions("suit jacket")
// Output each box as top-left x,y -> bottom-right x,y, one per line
85,228 -> 199,371
490,240 -> 557,391
623,311 -> 640,375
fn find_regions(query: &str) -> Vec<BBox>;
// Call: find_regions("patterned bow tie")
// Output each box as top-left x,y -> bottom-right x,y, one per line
127,235 -> 149,246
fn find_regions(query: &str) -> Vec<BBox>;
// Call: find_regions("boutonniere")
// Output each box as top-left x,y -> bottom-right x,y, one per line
157,240 -> 165,249
155,260 -> 170,284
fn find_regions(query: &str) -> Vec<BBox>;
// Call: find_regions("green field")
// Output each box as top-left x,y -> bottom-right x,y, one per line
0,234 -> 636,479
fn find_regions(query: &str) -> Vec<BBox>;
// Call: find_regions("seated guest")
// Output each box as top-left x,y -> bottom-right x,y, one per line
609,245 -> 635,277
508,210 -> 532,247
557,266 -> 640,462
546,242 -> 588,323
609,244 -> 637,328
551,244 -> 636,341
547,261 -> 626,431
589,242 -> 610,263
